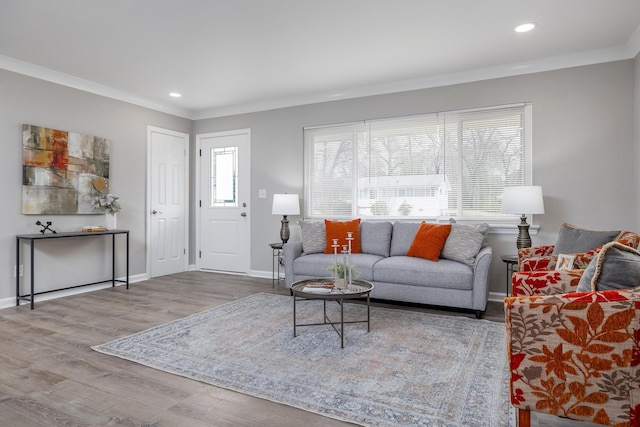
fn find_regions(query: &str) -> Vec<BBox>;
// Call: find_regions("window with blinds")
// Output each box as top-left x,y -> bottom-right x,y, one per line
303,103 -> 531,221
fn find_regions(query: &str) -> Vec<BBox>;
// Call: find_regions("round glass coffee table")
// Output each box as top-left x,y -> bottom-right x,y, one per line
291,278 -> 374,348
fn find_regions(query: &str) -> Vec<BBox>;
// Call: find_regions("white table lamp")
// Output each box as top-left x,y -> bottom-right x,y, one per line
502,186 -> 545,249
272,194 -> 300,244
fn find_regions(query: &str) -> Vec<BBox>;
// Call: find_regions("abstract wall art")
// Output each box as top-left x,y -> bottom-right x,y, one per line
22,124 -> 111,214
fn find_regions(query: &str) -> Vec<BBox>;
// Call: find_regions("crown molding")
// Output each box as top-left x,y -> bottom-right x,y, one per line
0,54 -> 194,119
1,42 -> 637,122
193,45 -> 636,120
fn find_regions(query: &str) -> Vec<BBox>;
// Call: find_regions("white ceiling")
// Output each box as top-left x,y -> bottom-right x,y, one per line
1,0 -> 640,120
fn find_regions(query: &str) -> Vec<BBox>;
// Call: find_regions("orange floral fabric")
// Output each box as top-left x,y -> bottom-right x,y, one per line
505,288 -> 640,426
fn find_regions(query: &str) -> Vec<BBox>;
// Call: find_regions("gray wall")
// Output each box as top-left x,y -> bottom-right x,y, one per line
0,69 -> 191,302
636,54 -> 640,230
0,58 -> 637,304
195,59 -> 639,297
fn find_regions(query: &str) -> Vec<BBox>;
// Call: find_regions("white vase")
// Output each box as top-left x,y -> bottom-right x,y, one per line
105,213 -> 117,230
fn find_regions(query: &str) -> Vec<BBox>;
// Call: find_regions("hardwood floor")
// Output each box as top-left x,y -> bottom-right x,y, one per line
0,272 -> 587,426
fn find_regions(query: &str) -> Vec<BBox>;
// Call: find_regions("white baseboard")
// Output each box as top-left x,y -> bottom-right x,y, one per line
488,291 -> 509,303
0,273 -> 148,310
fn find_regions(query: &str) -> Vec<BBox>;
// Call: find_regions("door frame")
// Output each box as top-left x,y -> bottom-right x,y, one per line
146,125 -> 190,277
195,128 -> 251,272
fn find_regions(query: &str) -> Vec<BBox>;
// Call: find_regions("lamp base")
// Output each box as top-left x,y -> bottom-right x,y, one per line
280,215 -> 290,244
516,214 -> 532,249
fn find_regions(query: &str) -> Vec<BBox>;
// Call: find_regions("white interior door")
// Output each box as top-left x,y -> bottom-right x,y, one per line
197,129 -> 250,273
148,126 -> 189,278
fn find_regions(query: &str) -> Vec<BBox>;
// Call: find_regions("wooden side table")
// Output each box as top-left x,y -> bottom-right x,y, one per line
269,242 -> 283,287
501,255 -> 518,297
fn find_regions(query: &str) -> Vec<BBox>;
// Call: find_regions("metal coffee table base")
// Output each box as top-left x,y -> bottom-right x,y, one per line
291,279 -> 373,348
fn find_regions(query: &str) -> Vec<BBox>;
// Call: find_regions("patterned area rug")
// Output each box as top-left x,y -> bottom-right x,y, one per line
93,293 -> 512,426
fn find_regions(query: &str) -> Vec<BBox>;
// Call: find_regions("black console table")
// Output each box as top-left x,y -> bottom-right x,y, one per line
16,230 -> 129,309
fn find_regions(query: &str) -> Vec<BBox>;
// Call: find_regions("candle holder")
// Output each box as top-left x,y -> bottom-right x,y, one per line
327,233 -> 358,291
332,238 -> 340,287
346,232 -> 354,289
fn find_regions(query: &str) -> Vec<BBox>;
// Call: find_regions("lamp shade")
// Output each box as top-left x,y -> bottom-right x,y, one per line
272,194 -> 300,215
502,186 -> 545,215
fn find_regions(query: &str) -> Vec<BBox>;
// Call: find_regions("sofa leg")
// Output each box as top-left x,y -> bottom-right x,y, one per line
517,409 -> 531,427
475,310 -> 484,319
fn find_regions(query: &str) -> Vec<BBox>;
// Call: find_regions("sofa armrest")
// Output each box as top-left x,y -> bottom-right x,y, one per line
504,288 -> 640,425
283,241 -> 303,288
512,269 -> 584,296
470,246 -> 492,313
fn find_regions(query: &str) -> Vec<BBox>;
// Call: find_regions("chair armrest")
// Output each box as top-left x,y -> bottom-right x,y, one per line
283,241 -> 303,288
520,256 -> 557,272
512,269 -> 584,296
518,245 -> 555,271
504,288 -> 640,425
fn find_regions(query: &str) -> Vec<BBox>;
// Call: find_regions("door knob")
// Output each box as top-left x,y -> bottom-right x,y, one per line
240,212 -> 247,217
152,209 -> 163,215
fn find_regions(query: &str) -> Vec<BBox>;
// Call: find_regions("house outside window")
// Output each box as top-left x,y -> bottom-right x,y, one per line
303,103 -> 531,222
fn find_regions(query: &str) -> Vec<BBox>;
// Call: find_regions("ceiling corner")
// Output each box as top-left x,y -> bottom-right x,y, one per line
627,23 -> 640,58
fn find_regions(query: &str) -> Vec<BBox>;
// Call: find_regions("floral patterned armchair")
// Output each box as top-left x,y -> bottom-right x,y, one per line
505,231 -> 640,426
512,231 -> 640,297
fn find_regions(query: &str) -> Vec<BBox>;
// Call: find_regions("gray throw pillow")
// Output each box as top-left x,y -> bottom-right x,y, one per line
552,223 -> 622,255
298,220 -> 325,254
390,222 -> 422,256
441,223 -> 490,266
360,221 -> 393,257
576,241 -> 640,292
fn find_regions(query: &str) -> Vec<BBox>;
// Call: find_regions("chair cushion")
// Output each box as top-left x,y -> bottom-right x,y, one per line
576,241 -> 640,292
406,222 -> 451,262
298,220 -> 325,254
324,219 -> 361,253
441,223 -> 489,266
552,223 -> 621,255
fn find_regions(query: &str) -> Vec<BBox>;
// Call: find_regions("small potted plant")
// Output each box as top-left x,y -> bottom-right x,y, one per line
93,193 -> 121,230
328,261 -> 359,289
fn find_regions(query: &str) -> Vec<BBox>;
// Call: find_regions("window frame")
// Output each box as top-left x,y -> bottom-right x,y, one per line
303,103 -> 533,225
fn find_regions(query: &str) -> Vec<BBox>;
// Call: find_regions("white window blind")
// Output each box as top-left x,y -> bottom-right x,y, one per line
304,104 -> 531,220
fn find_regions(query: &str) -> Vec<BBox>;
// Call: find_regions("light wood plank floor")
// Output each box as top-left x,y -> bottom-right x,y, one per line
0,272 -> 592,426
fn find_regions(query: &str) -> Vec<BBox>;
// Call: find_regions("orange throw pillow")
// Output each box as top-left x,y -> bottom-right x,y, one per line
406,222 -> 452,261
324,219 -> 361,253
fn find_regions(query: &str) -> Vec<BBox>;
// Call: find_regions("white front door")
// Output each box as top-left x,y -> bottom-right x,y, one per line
197,129 -> 250,273
147,126 -> 189,278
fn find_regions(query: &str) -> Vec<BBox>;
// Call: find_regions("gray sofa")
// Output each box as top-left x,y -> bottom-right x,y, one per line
283,221 -> 492,318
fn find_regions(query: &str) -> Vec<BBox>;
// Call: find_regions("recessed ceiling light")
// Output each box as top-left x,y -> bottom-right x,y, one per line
515,23 -> 536,33
169,92 -> 182,98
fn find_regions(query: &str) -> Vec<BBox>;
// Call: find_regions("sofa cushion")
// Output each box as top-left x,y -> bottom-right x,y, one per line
407,222 -> 451,261
293,253 -> 382,282
552,223 -> 622,255
441,223 -> 489,266
374,256 -> 473,290
576,241 -> 640,292
360,221 -> 393,257
390,222 -> 421,256
298,220 -> 326,254
324,219 -> 361,253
